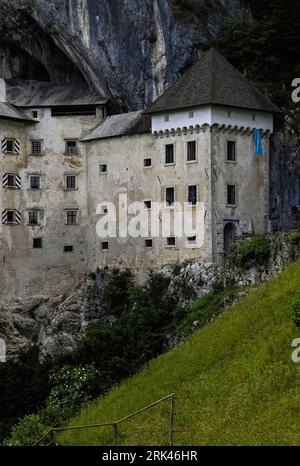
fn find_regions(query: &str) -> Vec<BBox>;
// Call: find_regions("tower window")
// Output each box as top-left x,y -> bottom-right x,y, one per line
144,200 -> 152,210
167,237 -> 176,247
65,140 -> 78,155
33,238 -> 43,249
227,141 -> 236,161
66,210 -> 77,225
165,144 -> 174,164
187,236 -> 197,247
99,164 -> 107,174
28,210 -> 39,225
166,187 -> 175,206
31,140 -> 42,156
188,111 -> 194,118
144,158 -> 152,168
31,110 -> 39,119
187,141 -> 196,162
164,115 -> 169,122
64,245 -> 74,253
102,242 -> 109,250
65,175 -> 77,190
188,185 -> 197,205
6,140 -> 14,153
30,175 -> 41,190
227,185 -> 236,206
145,239 -> 153,248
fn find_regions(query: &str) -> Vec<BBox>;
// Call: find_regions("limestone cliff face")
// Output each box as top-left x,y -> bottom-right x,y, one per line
0,0 -> 250,109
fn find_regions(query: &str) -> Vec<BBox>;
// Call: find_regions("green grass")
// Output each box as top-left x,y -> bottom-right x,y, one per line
58,261 -> 300,446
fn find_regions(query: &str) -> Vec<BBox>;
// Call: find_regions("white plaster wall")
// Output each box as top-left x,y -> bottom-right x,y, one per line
152,105 -> 273,133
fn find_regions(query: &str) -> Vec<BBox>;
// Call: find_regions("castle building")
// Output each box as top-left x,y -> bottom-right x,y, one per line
0,49 -> 279,300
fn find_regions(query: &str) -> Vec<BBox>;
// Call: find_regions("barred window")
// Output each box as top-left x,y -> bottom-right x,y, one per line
33,238 -> 43,249
66,175 -> 77,190
65,140 -> 77,155
165,144 -> 174,164
29,210 -> 39,225
187,141 -> 196,162
66,210 -> 77,225
31,140 -> 42,156
30,176 -> 41,189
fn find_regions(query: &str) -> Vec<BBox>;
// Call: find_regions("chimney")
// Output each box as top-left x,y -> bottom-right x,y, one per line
0,78 -> 6,102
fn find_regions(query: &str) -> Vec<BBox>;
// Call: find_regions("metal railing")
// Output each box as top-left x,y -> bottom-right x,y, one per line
33,393 -> 175,446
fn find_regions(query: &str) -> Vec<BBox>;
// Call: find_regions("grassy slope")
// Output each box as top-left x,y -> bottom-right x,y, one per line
58,261 -> 300,446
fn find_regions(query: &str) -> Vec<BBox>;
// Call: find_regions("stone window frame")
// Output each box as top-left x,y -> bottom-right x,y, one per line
65,208 -> 79,226
164,143 -> 176,166
65,174 -> 78,190
225,138 -> 237,163
32,237 -> 43,249
143,157 -> 152,169
187,184 -> 198,206
166,236 -> 176,248
27,209 -> 41,226
186,139 -> 198,164
30,139 -> 43,156
29,174 -> 42,190
226,183 -> 237,207
65,139 -> 78,156
101,241 -> 109,251
99,163 -> 108,175
145,239 -> 153,249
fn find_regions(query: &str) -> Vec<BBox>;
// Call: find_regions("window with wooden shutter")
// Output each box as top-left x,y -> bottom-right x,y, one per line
2,138 -> 20,155
2,209 -> 21,224
3,174 -> 21,189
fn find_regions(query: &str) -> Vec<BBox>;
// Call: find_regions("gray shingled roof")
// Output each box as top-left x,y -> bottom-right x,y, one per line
81,111 -> 151,141
7,81 -> 107,108
145,48 -> 280,114
0,102 -> 34,121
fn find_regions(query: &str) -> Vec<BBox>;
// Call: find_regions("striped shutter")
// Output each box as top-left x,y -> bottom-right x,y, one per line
2,174 -> 21,188
2,210 -> 8,223
1,139 -> 7,153
14,139 -> 20,155
2,174 -> 8,187
15,210 -> 21,224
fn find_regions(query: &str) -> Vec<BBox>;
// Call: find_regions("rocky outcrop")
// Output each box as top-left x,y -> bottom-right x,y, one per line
0,0 -> 250,109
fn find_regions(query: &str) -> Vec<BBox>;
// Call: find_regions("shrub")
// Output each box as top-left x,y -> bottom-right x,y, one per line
229,235 -> 271,269
291,291 -> 300,328
3,414 -> 46,446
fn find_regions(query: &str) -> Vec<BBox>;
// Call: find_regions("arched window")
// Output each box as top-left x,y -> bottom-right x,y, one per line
224,222 -> 237,252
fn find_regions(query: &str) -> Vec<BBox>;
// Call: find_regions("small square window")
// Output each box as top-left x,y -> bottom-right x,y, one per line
144,200 -> 152,210
187,236 -> 197,247
188,185 -> 197,205
252,114 -> 256,121
166,187 -> 175,207
102,242 -> 109,250
100,205 -> 108,214
30,176 -> 41,189
228,111 -> 232,118
64,245 -> 73,253
188,111 -> 194,118
33,238 -> 43,249
100,164 -> 107,174
31,110 -> 39,119
28,210 -> 39,225
31,140 -> 42,156
145,239 -> 153,248
144,158 -> 152,168
227,141 -> 236,162
164,115 -> 169,122
65,175 -> 77,190
66,210 -> 77,225
227,185 -> 236,206
165,144 -> 174,164
187,141 -> 196,162
65,140 -> 77,155
167,237 -> 176,247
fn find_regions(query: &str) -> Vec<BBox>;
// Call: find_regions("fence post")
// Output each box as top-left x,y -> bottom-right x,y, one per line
113,423 -> 119,445
169,394 -> 175,446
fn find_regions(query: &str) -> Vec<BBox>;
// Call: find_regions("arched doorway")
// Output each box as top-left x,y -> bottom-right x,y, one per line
224,222 -> 237,252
